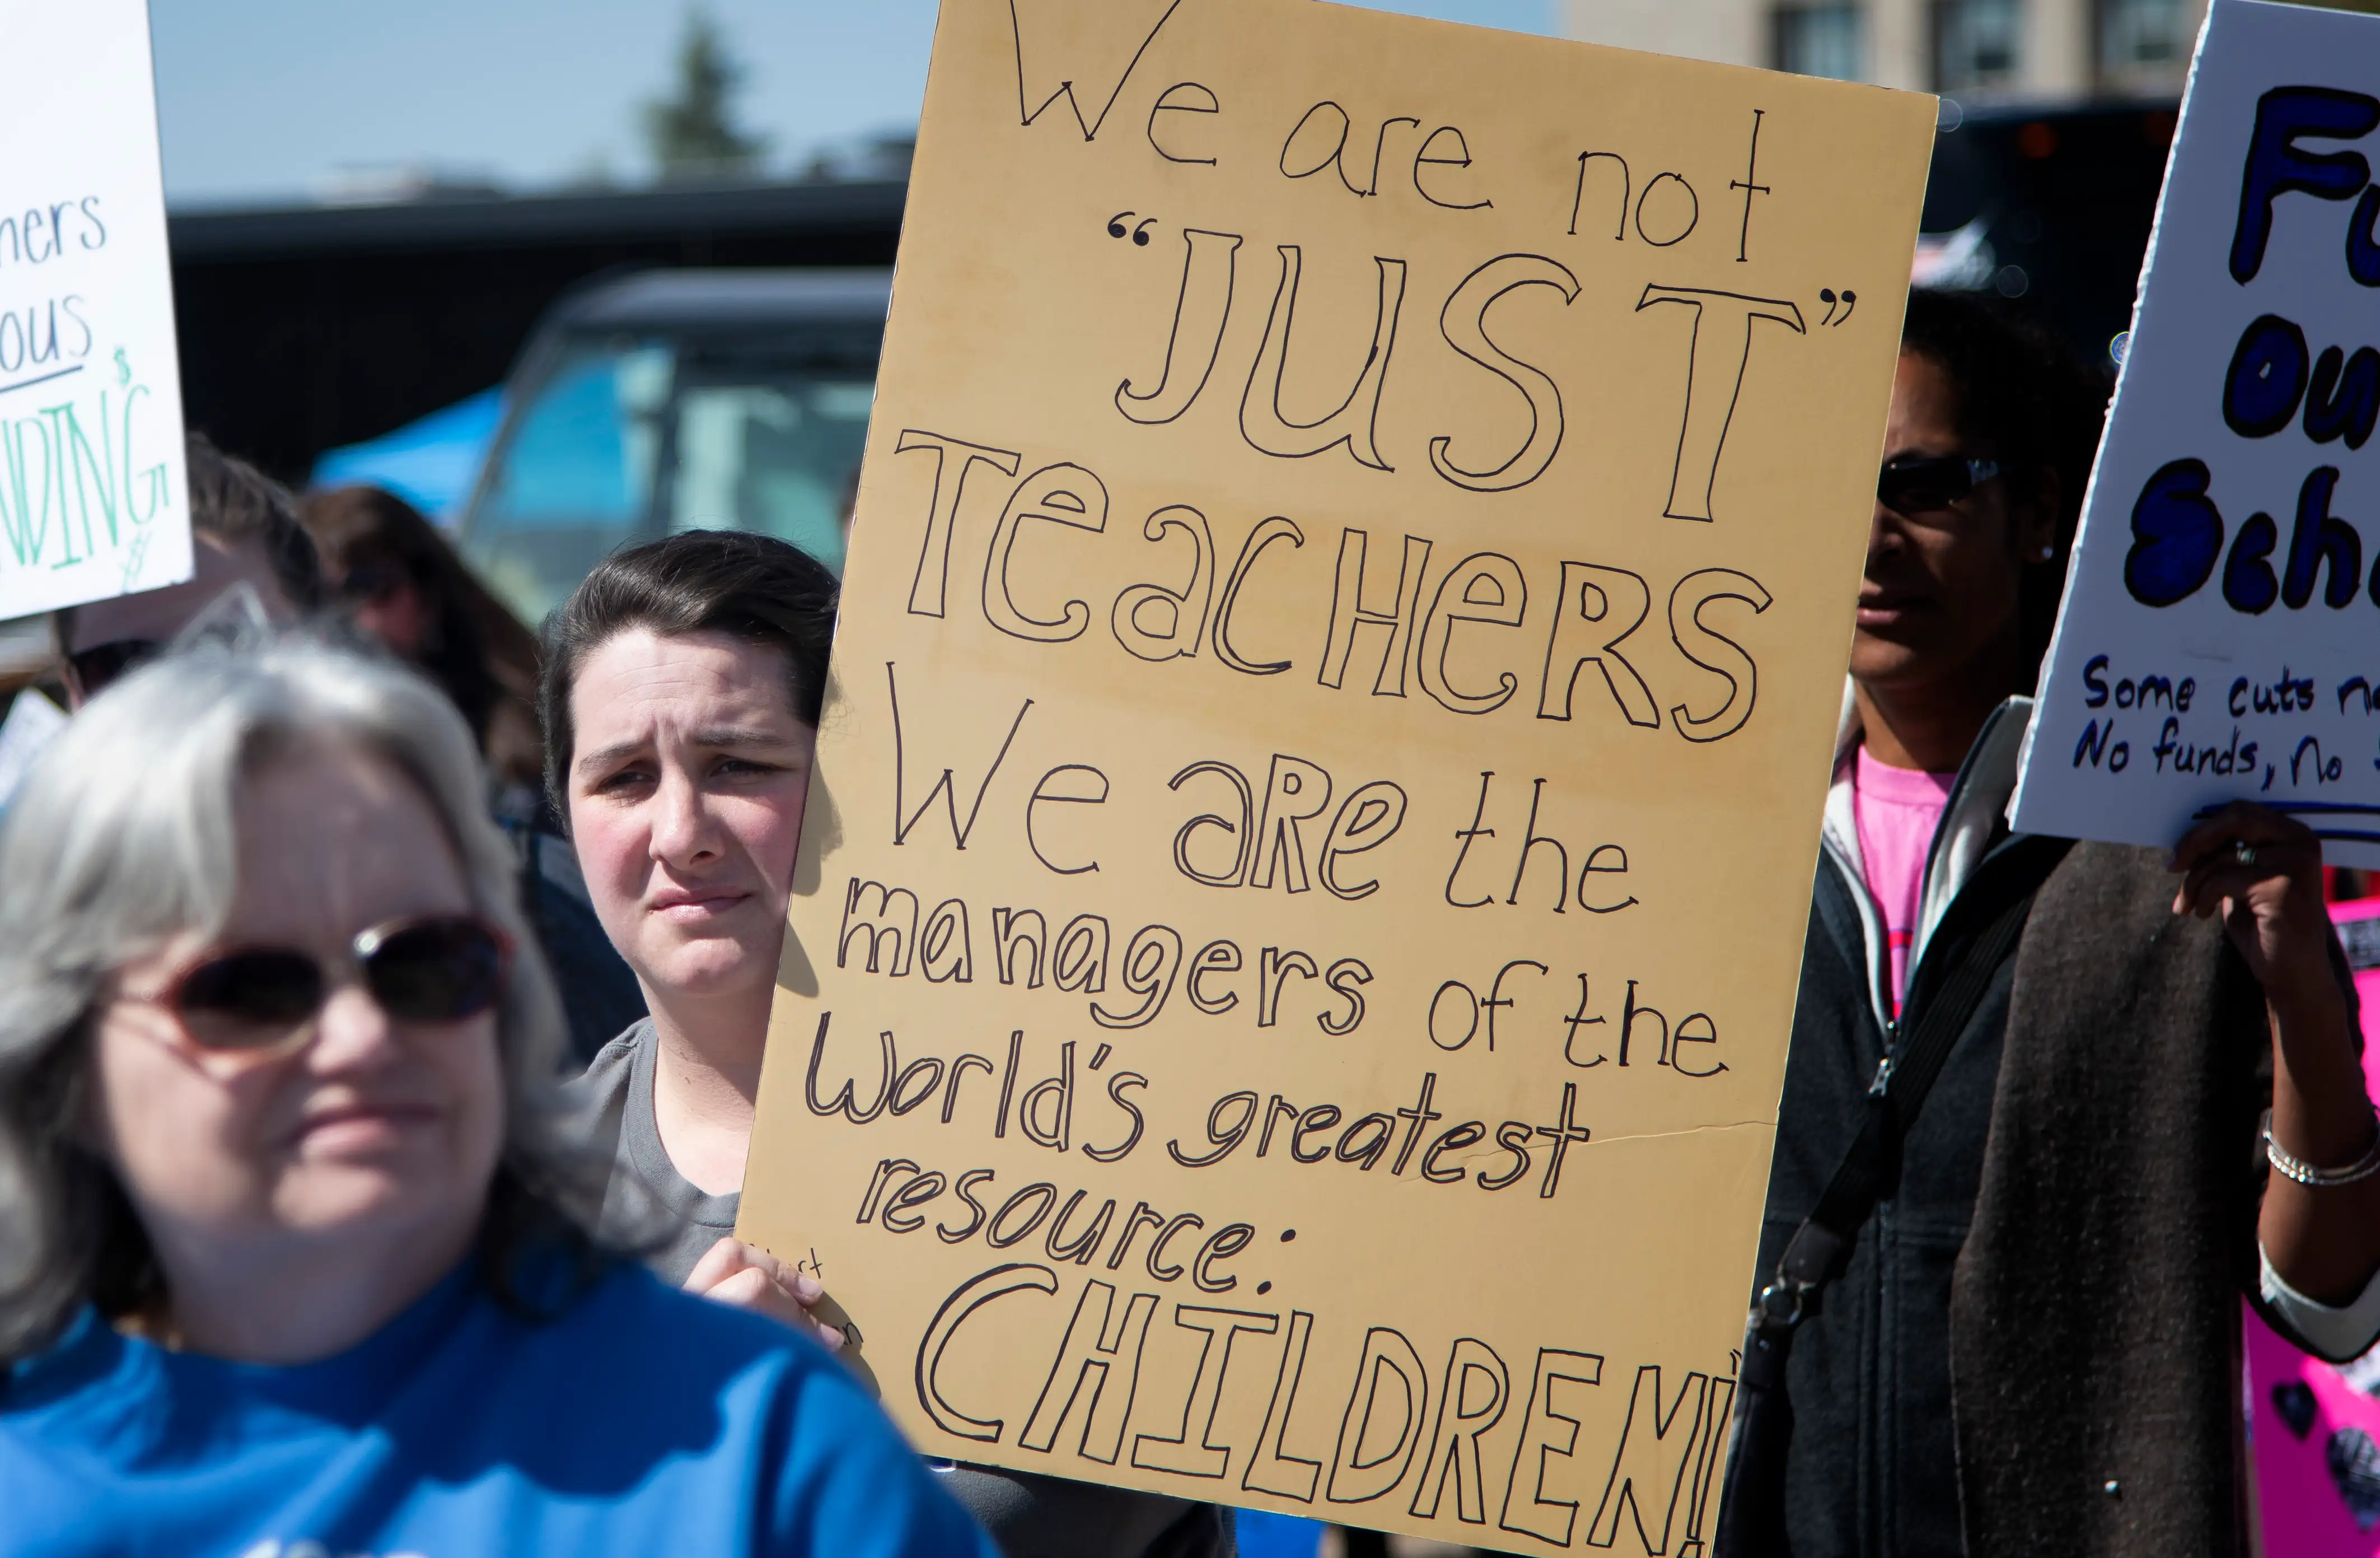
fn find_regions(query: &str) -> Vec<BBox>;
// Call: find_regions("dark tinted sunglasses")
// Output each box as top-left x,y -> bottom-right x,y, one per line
133,915 -> 511,1061
1878,456 -> 2002,520
338,562 -> 408,606
66,638 -> 162,697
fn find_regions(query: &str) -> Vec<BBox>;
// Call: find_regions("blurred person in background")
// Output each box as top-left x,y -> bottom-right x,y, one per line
55,433 -> 324,707
1718,290 -> 2380,1557
301,483 -> 645,1064
547,530 -> 1235,1558
0,635 -> 994,1558
298,484 -> 543,800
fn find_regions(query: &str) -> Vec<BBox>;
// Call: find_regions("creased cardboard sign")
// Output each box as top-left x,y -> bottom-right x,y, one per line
741,2 -> 1932,1547
0,0 -> 191,618
2014,0 -> 2380,864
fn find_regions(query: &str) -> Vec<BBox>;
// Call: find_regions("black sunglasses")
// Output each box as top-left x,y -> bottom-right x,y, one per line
132,915 -> 511,1060
338,562 -> 408,605
1878,455 -> 2002,519
65,638 -> 163,697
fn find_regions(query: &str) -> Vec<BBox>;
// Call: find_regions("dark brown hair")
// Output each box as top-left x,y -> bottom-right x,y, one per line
299,484 -> 543,790
1900,288 -> 2111,675
539,530 -> 838,826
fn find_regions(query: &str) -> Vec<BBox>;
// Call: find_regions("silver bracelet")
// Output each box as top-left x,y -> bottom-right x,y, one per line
2265,1116 -> 2380,1188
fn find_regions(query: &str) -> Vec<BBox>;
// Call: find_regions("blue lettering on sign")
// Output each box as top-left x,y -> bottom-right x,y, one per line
2124,458 -> 2224,607
2231,86 -> 2380,284
2223,314 -> 2308,436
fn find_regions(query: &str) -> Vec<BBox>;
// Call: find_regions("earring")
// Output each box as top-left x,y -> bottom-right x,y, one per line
2035,545 -> 2055,561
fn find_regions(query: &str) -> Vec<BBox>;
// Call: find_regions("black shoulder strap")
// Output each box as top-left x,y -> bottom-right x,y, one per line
1719,857 -> 2054,1555
1756,882 -> 2038,1333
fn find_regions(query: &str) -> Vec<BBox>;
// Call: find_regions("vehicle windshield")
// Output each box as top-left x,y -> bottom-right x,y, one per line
464,332 -> 873,623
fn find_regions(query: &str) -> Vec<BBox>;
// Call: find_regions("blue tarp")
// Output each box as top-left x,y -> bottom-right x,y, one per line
310,388 -> 504,525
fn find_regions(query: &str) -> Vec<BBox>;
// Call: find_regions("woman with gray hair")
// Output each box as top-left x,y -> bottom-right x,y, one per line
0,638 -> 993,1558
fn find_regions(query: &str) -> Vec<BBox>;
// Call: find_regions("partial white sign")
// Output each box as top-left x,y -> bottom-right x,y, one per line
2014,0 -> 2380,866
0,0 -> 191,618
0,686 -> 64,808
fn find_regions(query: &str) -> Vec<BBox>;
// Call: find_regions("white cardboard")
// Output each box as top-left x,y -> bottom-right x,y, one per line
2013,0 -> 2380,866
0,0 -> 191,618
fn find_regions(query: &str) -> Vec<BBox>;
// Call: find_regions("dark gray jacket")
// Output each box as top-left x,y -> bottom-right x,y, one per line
1752,698 -> 2336,1557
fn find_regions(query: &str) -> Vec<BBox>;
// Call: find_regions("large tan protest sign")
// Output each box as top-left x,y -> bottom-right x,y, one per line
741,2 -> 1932,1547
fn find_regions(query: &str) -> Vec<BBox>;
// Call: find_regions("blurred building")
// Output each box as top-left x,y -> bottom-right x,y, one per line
1559,0 -> 2203,98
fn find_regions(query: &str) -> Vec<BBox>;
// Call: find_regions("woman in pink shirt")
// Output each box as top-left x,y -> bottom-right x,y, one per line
1715,289 -> 2380,1558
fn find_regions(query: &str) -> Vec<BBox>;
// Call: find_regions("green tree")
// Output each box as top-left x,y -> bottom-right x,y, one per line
642,8 -> 765,181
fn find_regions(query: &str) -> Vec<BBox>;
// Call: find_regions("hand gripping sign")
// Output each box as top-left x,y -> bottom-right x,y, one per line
738,2 -> 1934,1548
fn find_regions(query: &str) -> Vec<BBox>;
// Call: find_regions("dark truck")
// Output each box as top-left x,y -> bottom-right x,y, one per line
455,268 -> 890,626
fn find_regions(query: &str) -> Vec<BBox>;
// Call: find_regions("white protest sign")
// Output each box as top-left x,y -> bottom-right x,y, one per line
0,0 -> 191,618
2013,0 -> 2380,864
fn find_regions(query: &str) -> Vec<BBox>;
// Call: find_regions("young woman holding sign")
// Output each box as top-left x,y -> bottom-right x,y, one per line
0,636 -> 987,1557
548,530 -> 1236,1558
1717,289 -> 2380,1557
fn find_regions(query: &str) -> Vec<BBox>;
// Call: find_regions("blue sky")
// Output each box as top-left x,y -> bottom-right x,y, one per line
151,1 -> 1556,207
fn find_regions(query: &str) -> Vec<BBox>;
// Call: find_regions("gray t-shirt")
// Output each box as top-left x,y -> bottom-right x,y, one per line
576,1020 -> 736,1282
572,1020 -> 1235,1558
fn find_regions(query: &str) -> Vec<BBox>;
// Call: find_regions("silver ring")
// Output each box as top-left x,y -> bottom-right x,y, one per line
2233,841 -> 2258,867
